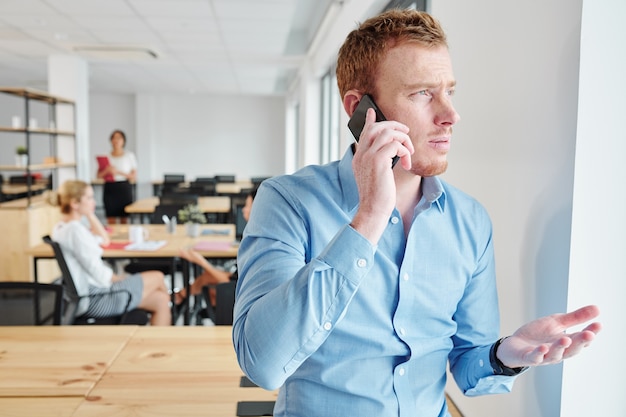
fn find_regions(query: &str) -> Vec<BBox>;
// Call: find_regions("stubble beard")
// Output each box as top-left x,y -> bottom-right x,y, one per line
411,159 -> 448,177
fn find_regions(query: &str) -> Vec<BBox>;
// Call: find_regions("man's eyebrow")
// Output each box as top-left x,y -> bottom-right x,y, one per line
403,80 -> 457,90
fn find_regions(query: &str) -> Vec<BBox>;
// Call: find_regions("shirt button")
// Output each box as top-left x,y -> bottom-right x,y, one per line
402,273 -> 409,281
390,216 -> 399,224
398,327 -> 406,336
323,322 -> 332,331
357,258 -> 367,268
398,367 -> 405,376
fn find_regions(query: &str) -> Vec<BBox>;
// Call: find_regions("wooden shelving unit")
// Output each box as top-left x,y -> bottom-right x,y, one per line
0,87 -> 76,205
0,87 -> 76,282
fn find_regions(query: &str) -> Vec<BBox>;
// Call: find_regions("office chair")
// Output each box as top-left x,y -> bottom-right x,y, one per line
42,235 -> 150,325
0,281 -> 63,325
250,176 -> 271,187
195,280 -> 237,325
163,173 -> 185,184
0,173 -> 5,202
191,177 -> 217,196
159,191 -> 199,207
214,174 -> 236,183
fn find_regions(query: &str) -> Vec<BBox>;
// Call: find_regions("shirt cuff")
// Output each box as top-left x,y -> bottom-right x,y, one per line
317,224 -> 375,286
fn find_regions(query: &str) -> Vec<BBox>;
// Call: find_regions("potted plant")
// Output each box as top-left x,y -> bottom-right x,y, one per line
15,146 -> 28,167
177,204 -> 206,237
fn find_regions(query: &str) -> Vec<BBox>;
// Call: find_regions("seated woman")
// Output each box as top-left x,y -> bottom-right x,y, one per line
174,188 -> 256,306
53,180 -> 171,326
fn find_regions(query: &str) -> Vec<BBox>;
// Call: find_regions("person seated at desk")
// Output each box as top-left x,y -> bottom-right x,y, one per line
53,180 -> 171,326
174,188 -> 256,306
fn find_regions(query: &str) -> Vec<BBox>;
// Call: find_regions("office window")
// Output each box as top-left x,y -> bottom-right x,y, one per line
384,0 -> 426,10
320,69 -> 340,164
286,101 -> 300,173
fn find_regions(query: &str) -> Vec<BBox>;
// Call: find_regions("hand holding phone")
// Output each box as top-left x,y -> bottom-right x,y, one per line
347,94 -> 399,168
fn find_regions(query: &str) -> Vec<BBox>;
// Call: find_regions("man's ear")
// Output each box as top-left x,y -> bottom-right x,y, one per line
343,90 -> 363,117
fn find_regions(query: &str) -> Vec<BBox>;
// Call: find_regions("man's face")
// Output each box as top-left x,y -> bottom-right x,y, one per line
374,43 -> 459,177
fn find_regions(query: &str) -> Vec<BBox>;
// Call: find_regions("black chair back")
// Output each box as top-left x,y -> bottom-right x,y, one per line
201,280 -> 237,325
42,235 -> 83,324
163,174 -> 185,184
160,192 -> 198,207
191,178 -> 217,196
214,174 -> 235,183
251,176 -> 270,187
152,204 -> 184,224
0,281 -> 63,325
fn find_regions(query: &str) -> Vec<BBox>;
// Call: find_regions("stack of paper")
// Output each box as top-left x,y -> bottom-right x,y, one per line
124,240 -> 167,251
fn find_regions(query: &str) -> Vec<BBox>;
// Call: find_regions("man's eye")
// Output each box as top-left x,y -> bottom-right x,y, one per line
446,89 -> 456,96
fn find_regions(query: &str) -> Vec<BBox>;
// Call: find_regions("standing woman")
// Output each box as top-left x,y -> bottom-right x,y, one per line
97,129 -> 136,225
53,180 -> 171,325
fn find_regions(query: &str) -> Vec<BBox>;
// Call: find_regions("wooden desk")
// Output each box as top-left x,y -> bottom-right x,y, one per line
125,196 -> 230,223
1,182 -> 48,195
216,181 -> 253,195
0,326 -> 278,417
27,223 -> 238,324
0,326 -> 137,397
151,180 -> 253,196
27,223 -> 238,262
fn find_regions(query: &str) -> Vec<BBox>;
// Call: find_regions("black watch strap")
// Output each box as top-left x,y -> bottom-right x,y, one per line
489,337 -> 529,376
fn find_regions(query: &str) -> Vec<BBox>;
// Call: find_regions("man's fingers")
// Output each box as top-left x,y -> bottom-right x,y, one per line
556,305 -> 600,330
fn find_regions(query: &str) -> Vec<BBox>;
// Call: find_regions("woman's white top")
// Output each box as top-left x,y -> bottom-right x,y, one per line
109,151 -> 137,182
52,219 -> 114,297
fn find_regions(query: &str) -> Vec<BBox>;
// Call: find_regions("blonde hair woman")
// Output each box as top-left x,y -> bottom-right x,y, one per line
54,180 -> 171,325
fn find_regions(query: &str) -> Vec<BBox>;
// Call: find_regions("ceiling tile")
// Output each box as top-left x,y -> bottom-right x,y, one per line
0,0 -> 336,95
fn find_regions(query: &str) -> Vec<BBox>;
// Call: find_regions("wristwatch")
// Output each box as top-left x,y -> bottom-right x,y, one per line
489,337 -> 529,376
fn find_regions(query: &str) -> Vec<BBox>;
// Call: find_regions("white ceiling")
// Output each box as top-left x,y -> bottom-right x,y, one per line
0,0 -> 335,96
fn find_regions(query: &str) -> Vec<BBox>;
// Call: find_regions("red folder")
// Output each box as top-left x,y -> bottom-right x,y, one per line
96,155 -> 114,182
103,241 -> 130,250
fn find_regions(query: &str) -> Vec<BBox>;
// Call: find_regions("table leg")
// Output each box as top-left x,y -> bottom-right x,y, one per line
32,257 -> 40,283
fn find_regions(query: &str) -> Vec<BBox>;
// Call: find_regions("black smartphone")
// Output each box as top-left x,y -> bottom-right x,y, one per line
347,94 -> 399,168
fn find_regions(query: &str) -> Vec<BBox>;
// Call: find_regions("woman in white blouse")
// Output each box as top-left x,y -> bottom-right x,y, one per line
53,180 -> 171,325
97,129 -> 137,225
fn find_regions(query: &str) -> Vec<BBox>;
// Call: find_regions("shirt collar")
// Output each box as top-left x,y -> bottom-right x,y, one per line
339,146 -> 360,212
421,176 -> 446,213
339,146 -> 447,214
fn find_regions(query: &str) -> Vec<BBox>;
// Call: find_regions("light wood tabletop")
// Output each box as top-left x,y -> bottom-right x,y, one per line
27,223 -> 238,261
1,182 -> 48,195
0,326 -> 278,417
124,196 -> 231,214
0,326 -> 137,397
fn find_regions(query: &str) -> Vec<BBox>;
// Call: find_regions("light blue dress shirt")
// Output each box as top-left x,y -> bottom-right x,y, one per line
234,148 -> 519,417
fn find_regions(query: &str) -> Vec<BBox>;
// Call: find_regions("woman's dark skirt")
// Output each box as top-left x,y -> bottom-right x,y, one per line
103,180 -> 133,218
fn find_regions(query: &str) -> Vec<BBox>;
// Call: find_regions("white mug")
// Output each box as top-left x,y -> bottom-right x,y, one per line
129,225 -> 149,243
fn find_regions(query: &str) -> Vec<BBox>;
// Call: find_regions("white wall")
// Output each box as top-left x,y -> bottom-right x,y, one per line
429,0 -> 624,416
89,93 -> 285,198
433,0 -> 579,415
89,93 -> 136,171
561,0 -> 626,416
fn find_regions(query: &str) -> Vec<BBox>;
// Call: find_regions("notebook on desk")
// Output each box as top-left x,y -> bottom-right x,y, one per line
192,241 -> 235,252
124,240 -> 167,251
